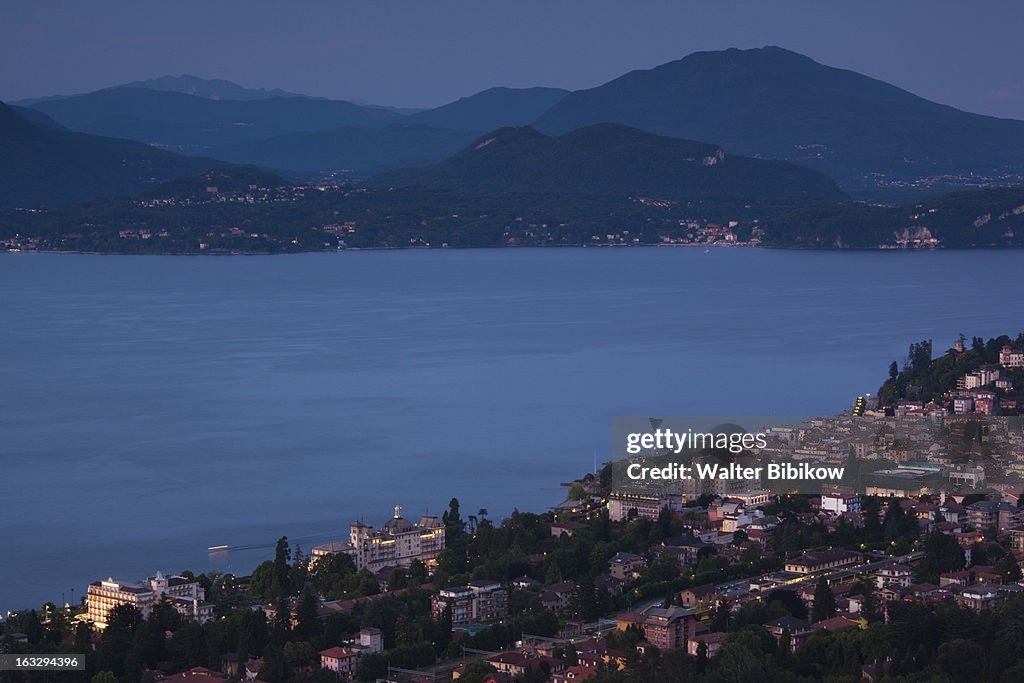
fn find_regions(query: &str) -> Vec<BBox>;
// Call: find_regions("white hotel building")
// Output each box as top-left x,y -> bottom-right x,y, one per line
87,571 -> 213,628
348,506 -> 445,572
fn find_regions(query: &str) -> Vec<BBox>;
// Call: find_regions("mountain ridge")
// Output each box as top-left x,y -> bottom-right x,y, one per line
26,88 -> 402,152
115,74 -> 305,101
376,123 -> 846,207
533,46 -> 1024,197
0,101 -> 235,208
407,86 -> 569,132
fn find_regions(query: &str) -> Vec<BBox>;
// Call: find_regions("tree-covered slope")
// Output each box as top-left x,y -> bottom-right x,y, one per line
0,102 -> 233,208
376,123 -> 847,207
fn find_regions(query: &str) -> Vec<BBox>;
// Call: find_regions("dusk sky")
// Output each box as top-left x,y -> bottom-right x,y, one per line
3,0 -> 1024,118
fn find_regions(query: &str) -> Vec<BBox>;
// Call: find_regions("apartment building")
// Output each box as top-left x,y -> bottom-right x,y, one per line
431,580 -> 509,625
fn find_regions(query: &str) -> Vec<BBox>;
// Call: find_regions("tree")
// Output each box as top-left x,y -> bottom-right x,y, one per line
74,621 -> 92,653
355,652 -> 388,681
695,639 -> 708,673
971,542 -> 991,567
294,589 -> 320,640
994,554 -> 1022,583
570,575 -> 600,621
395,615 -> 418,648
937,638 -> 985,682
812,579 -> 836,622
96,603 -> 143,676
18,610 -> 44,644
918,531 -> 966,581
544,562 -> 562,585
457,661 -> 498,683
863,498 -> 882,543
888,361 -> 899,380
273,536 -> 291,598
272,597 -> 291,638
851,578 -> 881,622
777,629 -> 792,664
707,627 -> 773,681
388,567 -> 409,590
283,640 -> 316,667
408,559 -> 428,586
291,544 -> 307,592
249,560 -> 277,601
443,498 -> 468,559
260,646 -> 289,683
909,340 -> 933,375
429,605 -> 453,653
766,589 -> 808,620
882,499 -> 909,543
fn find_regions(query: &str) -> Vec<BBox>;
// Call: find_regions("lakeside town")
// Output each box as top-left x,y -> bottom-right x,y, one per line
0,177 -> 766,255
5,337 -> 1024,681
4,170 -> 1024,255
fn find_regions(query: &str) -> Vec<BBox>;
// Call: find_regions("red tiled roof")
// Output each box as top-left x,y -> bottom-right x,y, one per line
814,616 -> 862,631
558,665 -> 598,681
154,668 -> 228,683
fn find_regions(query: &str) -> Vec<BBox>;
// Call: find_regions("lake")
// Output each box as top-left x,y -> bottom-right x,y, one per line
2,247 -> 1022,612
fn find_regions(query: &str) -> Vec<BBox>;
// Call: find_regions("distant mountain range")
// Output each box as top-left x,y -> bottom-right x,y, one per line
534,46 -> 1024,197
7,50 -> 1024,215
0,103 -> 230,208
377,124 -> 845,206
12,82 -> 575,175
14,75 -> 306,106
25,88 -> 402,152
114,74 -> 304,101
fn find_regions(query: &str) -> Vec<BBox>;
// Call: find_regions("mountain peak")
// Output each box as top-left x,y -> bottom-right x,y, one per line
533,46 -> 1024,197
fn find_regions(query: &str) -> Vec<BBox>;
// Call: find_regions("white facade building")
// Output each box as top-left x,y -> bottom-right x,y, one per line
1000,345 -> 1024,368
87,571 -> 212,628
821,491 -> 862,514
350,506 -> 445,572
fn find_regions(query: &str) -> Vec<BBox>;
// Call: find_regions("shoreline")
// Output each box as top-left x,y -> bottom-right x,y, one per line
3,242 -> 993,256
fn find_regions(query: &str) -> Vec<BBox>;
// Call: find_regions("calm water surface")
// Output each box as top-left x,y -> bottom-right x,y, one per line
2,248 -> 1023,612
